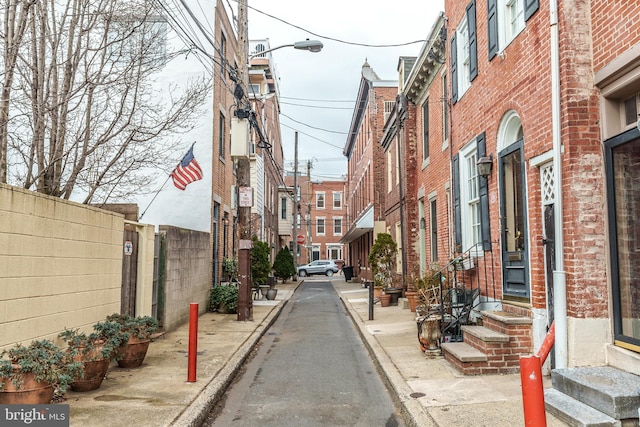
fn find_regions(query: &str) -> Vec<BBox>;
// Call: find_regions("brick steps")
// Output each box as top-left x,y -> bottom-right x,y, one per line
440,309 -> 532,375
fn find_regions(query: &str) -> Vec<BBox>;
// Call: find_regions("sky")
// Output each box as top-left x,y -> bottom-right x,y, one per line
133,0 -> 444,231
243,0 -> 445,181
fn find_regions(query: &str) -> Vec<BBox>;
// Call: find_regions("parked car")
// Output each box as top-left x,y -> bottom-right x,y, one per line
297,260 -> 339,277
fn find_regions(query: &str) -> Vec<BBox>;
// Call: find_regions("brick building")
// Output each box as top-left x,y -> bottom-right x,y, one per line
341,62 -> 398,282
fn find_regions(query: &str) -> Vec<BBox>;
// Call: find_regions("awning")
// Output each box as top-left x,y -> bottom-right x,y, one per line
340,206 -> 374,244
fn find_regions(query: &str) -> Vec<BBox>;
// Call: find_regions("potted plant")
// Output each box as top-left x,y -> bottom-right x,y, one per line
59,324 -> 129,392
222,256 -> 238,283
272,246 -> 295,284
369,233 -> 397,296
0,339 -> 83,404
209,284 -> 239,314
104,313 -> 159,368
251,236 -> 271,286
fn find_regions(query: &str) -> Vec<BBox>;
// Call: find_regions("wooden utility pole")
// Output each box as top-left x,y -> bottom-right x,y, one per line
293,132 -> 299,267
236,0 -> 252,321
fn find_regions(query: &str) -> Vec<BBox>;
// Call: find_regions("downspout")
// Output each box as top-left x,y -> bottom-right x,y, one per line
397,101 -> 408,291
550,0 -> 567,368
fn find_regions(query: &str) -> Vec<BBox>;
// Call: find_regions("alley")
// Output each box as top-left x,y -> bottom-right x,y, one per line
204,279 -> 404,427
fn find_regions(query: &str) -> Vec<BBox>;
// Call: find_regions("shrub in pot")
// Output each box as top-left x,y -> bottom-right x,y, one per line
104,314 -> 159,368
209,284 -> 238,313
59,325 -> 129,392
0,339 -> 83,404
272,246 -> 295,283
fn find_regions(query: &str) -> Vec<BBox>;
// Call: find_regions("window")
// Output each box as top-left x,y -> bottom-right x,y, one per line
453,133 -> 491,254
317,217 -> 325,235
488,0 -> 539,60
333,217 -> 342,235
422,101 -> 430,160
430,198 -> 438,261
333,191 -> 342,209
280,197 -> 287,220
220,33 -> 226,75
451,0 -> 477,103
383,100 -> 395,123
455,144 -> 481,252
249,84 -> 261,96
316,192 -> 325,209
218,112 -> 225,158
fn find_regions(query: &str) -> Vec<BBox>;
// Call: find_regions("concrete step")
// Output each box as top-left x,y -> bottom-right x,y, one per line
551,366 -> 640,420
461,325 -> 510,342
441,341 -> 487,362
545,388 -> 621,427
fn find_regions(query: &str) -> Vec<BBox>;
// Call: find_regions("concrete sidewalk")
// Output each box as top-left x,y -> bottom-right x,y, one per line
332,279 -> 568,427
64,278 -> 567,426
66,282 -> 300,427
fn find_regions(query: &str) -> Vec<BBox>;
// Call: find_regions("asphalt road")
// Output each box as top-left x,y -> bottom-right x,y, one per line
204,278 -> 404,427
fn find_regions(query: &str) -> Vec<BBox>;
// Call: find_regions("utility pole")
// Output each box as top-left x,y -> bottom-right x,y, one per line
236,0 -> 252,321
306,160 -> 312,262
292,132 -> 298,268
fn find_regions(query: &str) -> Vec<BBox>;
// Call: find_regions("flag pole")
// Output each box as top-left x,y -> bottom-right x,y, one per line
138,174 -> 172,221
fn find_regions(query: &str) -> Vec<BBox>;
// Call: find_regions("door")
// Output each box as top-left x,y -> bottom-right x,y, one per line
499,140 -> 530,299
121,228 -> 139,316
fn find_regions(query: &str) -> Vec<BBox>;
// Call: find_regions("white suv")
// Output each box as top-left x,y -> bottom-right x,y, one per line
297,260 -> 339,277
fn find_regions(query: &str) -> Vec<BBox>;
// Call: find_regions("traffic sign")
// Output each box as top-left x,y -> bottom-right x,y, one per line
296,234 -> 305,245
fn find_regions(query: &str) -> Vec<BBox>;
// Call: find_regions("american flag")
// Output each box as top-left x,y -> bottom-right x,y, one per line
171,144 -> 203,190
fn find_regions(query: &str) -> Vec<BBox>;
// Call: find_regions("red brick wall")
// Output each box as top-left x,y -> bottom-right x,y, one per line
445,0 -> 607,317
591,0 -> 640,72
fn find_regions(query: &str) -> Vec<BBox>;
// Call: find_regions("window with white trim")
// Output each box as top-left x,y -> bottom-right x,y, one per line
460,143 -> 481,251
317,217 -> 325,235
316,192 -> 325,209
332,191 -> 342,209
457,18 -> 471,98
333,217 -> 342,235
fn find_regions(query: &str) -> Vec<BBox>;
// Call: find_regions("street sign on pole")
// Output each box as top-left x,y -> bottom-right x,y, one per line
296,234 -> 305,245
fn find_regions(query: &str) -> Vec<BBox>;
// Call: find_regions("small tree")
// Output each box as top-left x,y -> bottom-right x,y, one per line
251,236 -> 271,285
368,233 -> 397,289
272,247 -> 295,283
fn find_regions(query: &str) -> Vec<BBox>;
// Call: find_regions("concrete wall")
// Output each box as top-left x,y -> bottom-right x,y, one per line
0,184 -> 124,350
159,226 -> 210,332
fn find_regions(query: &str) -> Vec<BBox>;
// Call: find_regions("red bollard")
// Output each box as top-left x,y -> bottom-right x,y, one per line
520,354 -> 546,426
536,321 -> 555,365
187,303 -> 198,382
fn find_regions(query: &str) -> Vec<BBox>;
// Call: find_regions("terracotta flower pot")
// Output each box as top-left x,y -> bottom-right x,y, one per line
0,369 -> 54,404
379,294 -> 391,307
117,337 -> 151,368
405,291 -> 418,312
71,358 -> 110,392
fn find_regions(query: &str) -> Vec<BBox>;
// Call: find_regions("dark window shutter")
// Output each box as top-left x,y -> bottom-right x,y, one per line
451,33 -> 458,104
487,0 -> 498,61
452,154 -> 462,251
477,132 -> 492,251
467,0 -> 478,81
524,0 -> 539,21
423,102 -> 429,159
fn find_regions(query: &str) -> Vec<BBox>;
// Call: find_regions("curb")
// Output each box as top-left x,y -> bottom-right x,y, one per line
170,293 -> 295,426
337,290 -> 438,427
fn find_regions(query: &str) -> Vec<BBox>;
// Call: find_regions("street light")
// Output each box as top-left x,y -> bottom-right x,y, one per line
249,40 -> 324,59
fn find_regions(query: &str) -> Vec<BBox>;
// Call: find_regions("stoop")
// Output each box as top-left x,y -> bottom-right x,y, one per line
544,366 -> 640,427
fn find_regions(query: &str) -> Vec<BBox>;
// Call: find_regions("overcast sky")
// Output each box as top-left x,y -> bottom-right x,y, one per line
244,1 -> 445,181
